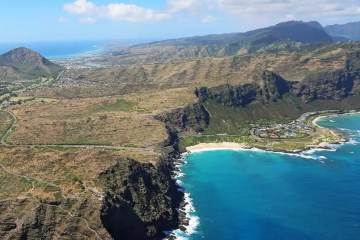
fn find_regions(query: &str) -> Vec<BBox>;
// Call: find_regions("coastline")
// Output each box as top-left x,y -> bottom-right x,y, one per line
169,111 -> 358,239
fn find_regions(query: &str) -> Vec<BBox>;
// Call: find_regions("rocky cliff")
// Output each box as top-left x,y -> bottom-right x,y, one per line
154,51 -> 360,133
154,102 -> 210,133
100,155 -> 183,240
196,70 -> 290,107
0,152 -> 182,240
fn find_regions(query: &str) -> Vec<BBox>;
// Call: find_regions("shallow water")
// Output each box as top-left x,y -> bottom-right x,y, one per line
175,113 -> 360,240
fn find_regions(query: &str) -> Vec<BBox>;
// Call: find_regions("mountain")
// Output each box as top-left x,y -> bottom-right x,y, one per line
137,21 -> 333,47
110,21 -> 333,64
325,21 -> 360,41
0,47 -> 63,80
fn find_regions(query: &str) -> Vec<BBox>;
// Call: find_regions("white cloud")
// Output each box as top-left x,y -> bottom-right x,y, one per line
167,0 -> 200,13
216,0 -> 360,18
64,0 -> 95,14
58,16 -> 69,23
64,0 -> 171,22
78,17 -> 98,23
63,0 -> 360,26
201,15 -> 218,22
106,3 -> 171,21
285,14 -> 295,21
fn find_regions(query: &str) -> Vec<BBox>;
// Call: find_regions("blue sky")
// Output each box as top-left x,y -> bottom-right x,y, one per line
0,0 -> 360,42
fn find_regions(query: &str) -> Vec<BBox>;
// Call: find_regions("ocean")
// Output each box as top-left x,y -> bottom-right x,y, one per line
174,113 -> 360,240
0,40 -> 111,59
0,39 -> 154,59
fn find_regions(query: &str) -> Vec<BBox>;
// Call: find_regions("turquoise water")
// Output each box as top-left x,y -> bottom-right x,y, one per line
176,113 -> 360,240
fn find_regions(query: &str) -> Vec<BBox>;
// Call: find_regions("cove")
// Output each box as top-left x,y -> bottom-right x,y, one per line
176,113 -> 360,240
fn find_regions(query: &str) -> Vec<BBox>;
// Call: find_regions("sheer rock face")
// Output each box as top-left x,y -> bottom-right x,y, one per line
100,157 -> 182,240
196,51 -> 360,106
154,102 -> 210,133
196,70 -> 290,107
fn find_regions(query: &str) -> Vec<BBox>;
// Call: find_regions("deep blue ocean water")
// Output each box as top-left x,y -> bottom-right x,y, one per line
175,113 -> 360,240
0,40 -> 111,58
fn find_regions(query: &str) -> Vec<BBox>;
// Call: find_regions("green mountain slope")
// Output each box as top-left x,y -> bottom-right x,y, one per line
0,47 -> 63,80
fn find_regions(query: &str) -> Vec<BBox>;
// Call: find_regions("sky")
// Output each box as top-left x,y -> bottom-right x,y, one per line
0,0 -> 360,42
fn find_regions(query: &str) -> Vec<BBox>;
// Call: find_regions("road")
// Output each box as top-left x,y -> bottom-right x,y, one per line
54,69 -> 65,82
0,109 -> 156,154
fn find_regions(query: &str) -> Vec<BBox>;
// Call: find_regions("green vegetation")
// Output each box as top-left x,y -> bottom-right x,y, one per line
284,69 -> 318,81
94,99 -> 137,112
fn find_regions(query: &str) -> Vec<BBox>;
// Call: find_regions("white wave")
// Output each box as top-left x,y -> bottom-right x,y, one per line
164,192 -> 200,239
238,147 -> 319,160
303,147 -> 336,154
182,193 -> 200,235
319,156 -> 327,160
175,172 -> 186,178
330,120 -> 336,123
349,138 -> 359,145
166,230 -> 188,240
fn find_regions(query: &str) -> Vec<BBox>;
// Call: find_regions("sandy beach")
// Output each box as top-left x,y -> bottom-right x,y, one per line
186,142 -> 249,152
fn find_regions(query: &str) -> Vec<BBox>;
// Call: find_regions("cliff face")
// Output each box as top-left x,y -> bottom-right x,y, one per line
196,52 -> 360,106
100,157 -> 182,240
152,51 -> 360,135
196,70 -> 290,107
293,51 -> 360,102
292,69 -> 360,102
154,102 -> 210,133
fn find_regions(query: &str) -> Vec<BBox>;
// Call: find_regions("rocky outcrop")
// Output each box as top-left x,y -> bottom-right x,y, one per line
196,70 -> 290,107
100,156 -> 183,240
292,51 -> 360,102
195,52 -> 360,106
0,198 -> 106,239
292,69 -> 360,102
154,102 -> 210,133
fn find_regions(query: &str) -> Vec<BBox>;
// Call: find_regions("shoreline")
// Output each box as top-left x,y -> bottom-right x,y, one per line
170,111 -> 358,239
185,111 -> 360,154
186,142 -> 250,152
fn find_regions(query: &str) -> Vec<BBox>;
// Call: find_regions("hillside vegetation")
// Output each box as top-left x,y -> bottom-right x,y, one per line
0,47 -> 63,81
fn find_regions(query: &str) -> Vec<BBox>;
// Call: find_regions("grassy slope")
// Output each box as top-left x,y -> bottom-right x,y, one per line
202,94 -> 360,135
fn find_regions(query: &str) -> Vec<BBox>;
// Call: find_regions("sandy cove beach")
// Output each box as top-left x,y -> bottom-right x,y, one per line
186,142 -> 249,152
312,115 -> 338,136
